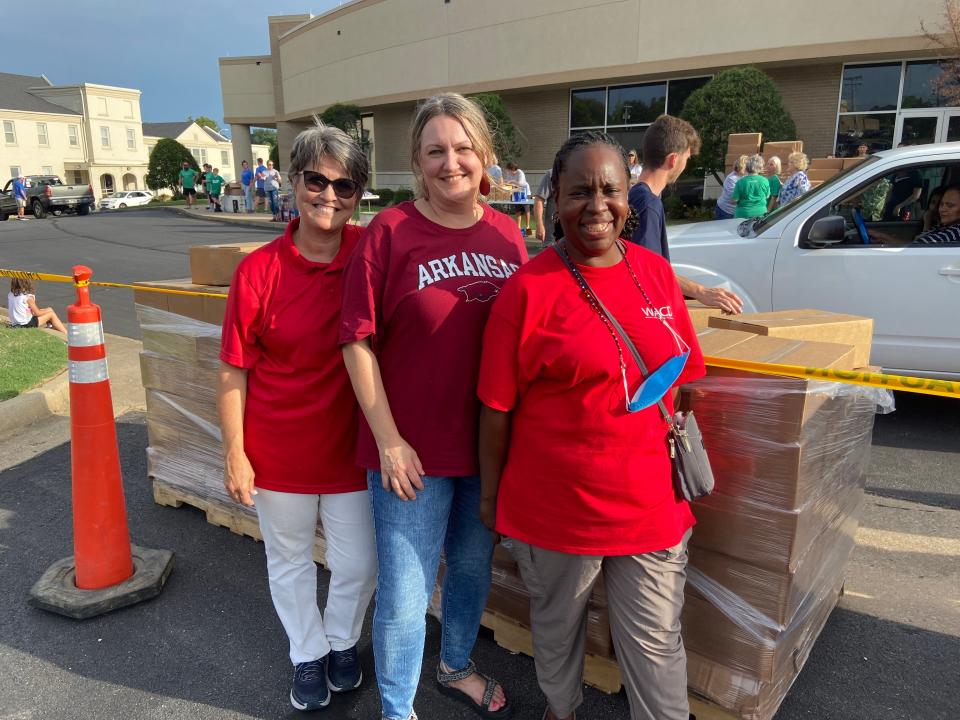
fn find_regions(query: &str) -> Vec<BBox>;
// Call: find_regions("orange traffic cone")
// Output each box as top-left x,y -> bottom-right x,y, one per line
30,266 -> 173,618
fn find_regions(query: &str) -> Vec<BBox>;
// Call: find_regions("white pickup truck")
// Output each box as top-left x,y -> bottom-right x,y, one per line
669,145 -> 960,379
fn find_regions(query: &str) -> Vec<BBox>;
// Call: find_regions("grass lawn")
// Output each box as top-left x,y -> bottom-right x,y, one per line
0,327 -> 67,401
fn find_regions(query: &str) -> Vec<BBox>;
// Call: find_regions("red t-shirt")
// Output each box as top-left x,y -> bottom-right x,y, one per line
478,242 -> 705,555
339,201 -> 528,476
220,219 -> 366,495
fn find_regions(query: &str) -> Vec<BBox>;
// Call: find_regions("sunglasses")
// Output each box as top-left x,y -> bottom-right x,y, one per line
295,170 -> 361,199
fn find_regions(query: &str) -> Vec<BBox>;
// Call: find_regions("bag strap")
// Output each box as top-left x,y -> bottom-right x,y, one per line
552,243 -> 672,424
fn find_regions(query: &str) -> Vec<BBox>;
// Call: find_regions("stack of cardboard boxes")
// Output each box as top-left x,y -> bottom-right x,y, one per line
725,133 -> 762,173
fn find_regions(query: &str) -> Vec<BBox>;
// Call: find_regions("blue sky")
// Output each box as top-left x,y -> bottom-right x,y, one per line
4,1 -> 343,133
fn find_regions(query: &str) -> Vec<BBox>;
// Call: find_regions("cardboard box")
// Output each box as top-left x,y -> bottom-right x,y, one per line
682,574 -> 842,684
688,509 -> 858,625
805,168 -> 839,183
695,328 -> 756,356
717,335 -> 856,370
727,133 -> 762,151
841,156 -> 867,169
140,353 -> 219,405
189,243 -> 266,286
708,310 -> 873,368
810,158 -> 844,170
134,279 -> 229,326
689,481 -> 864,571
762,141 -> 803,164
685,300 -> 725,331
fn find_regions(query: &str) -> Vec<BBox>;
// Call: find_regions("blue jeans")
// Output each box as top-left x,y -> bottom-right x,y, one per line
367,471 -> 494,720
267,189 -> 279,216
243,185 -> 253,212
714,204 -> 734,220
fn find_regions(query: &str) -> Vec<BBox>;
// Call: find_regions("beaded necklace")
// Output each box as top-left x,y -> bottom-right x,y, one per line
558,238 -> 684,385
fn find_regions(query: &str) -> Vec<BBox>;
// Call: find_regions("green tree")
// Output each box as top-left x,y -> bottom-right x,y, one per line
319,104 -> 370,153
251,127 -> 277,145
269,142 -> 280,170
188,115 -> 221,132
470,92 -> 522,164
680,67 -> 797,182
146,138 -> 197,196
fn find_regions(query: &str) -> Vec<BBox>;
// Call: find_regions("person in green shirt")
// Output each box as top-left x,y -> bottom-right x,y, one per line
179,161 -> 198,207
202,163 -> 215,211
207,168 -> 226,212
731,154 -> 771,218
764,156 -> 782,211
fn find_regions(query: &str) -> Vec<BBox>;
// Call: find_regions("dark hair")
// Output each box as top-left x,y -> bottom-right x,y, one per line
505,161 -> 518,171
10,277 -> 35,296
641,114 -> 701,170
549,131 -> 638,241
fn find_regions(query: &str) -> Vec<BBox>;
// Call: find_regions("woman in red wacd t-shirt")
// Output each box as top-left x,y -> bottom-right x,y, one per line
218,126 -> 377,712
340,95 -> 525,720
477,133 -> 705,720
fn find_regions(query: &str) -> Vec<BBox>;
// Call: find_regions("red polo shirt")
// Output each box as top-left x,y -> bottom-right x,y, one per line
220,219 -> 365,494
339,201 -> 528,476
478,243 -> 705,555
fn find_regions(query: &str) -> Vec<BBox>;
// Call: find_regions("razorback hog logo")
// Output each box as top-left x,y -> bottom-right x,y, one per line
457,280 -> 501,303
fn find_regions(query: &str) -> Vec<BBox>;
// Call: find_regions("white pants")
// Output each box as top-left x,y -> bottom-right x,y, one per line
255,488 -> 378,665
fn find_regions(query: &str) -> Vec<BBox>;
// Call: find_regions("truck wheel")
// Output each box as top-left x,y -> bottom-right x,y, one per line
0,213 -> 8,221
77,204 -> 91,216
32,200 -> 46,219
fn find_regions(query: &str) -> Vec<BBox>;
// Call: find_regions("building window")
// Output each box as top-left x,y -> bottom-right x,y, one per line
191,147 -> 207,164
97,97 -> 108,116
73,170 -> 83,184
127,128 -> 136,150
68,124 -> 79,147
3,120 -> 16,144
835,60 -> 959,156
10,166 -> 21,178
570,77 -> 711,159
101,126 -> 111,148
41,165 -> 53,175
221,150 -> 229,166
37,122 -> 49,146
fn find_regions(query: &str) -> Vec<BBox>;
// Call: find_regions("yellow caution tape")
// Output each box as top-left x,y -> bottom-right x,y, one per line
0,268 -> 227,298
704,356 -> 960,399
3,267 -> 957,398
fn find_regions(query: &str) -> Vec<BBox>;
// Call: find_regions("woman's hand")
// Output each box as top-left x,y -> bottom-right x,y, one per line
479,497 -> 497,533
224,448 -> 257,506
379,439 -> 425,500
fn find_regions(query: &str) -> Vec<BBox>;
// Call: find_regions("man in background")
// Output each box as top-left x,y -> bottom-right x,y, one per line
254,157 -> 267,213
629,114 -> 743,315
240,160 -> 254,213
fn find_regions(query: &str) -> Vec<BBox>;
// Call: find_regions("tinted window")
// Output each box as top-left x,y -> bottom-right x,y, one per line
901,60 -> 944,109
840,63 -> 901,112
606,82 -> 665,126
606,128 -> 647,158
835,113 -> 895,156
570,88 -> 605,128
668,77 -> 710,115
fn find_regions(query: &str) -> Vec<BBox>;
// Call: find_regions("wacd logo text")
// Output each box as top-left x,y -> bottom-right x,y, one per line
642,306 -> 673,320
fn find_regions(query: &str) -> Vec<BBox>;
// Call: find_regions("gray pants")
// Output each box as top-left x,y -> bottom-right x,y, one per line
506,530 -> 691,720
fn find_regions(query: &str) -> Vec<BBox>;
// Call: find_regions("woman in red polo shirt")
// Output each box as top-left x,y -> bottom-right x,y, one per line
218,124 -> 377,713
478,131 -> 705,720
341,93 -> 526,720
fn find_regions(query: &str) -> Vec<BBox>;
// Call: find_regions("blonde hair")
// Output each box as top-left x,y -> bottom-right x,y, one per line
409,93 -> 495,199
734,154 -> 749,174
766,156 -> 782,174
788,152 -> 809,171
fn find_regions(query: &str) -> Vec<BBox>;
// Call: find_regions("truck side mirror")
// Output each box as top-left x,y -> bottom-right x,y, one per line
807,216 -> 846,248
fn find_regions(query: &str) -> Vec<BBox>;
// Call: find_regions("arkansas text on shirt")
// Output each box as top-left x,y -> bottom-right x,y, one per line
340,201 -> 528,477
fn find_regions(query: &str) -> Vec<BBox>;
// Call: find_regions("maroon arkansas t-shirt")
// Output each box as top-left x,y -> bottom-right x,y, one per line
340,201 -> 527,476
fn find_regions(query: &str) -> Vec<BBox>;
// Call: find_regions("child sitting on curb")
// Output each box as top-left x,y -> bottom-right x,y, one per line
7,278 -> 66,332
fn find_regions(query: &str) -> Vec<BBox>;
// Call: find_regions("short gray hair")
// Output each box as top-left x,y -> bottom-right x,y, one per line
288,118 -> 369,195
746,154 -> 765,174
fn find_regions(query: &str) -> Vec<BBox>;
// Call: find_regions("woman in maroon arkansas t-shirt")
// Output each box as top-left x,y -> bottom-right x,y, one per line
341,94 -> 525,720
478,132 -> 705,720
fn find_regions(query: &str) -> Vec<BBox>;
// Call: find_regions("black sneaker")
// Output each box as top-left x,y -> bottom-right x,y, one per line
290,657 -> 331,711
327,645 -> 362,693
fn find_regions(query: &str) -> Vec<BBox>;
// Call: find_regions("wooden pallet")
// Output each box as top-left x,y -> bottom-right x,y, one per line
151,478 -> 328,565
480,609 -> 738,719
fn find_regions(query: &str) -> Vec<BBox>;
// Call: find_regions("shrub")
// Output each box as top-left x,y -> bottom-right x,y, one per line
374,188 -> 394,205
663,194 -> 686,220
470,92 -> 522,163
681,66 -> 797,183
393,188 -> 414,203
146,138 -> 198,196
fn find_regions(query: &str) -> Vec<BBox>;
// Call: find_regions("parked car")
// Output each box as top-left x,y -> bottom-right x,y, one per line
99,190 -> 154,210
0,175 -> 96,219
667,144 -> 960,379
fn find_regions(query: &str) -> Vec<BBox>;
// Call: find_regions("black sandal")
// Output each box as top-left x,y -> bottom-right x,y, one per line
436,660 -> 514,719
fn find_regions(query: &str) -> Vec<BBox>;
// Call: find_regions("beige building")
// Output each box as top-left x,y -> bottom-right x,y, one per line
0,72 -> 149,198
143,121 -> 271,185
220,1 -> 958,191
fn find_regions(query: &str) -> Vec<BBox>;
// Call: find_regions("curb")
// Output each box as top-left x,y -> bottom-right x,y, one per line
170,206 -> 285,230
